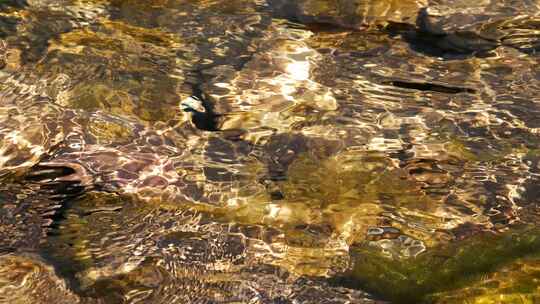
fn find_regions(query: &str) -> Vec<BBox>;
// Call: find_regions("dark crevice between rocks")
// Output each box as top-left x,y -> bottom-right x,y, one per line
402,31 -> 499,58
24,164 -> 88,232
44,196 -> 75,233
187,69 -> 221,132
284,17 -> 356,33
384,80 -> 476,94
384,12 -> 500,58
0,0 -> 27,9
24,163 -> 99,295
0,15 -> 20,40
25,165 -> 77,181
186,51 -> 256,132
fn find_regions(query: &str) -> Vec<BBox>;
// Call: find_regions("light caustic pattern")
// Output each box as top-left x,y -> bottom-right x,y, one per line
1,0 -> 540,303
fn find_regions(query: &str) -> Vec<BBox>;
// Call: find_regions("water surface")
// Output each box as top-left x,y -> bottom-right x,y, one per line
1,0 -> 540,303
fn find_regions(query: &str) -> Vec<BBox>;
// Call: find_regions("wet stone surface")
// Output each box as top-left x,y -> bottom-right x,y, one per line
1,0 -> 540,303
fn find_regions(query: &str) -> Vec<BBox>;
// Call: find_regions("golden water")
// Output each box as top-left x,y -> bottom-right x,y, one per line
1,1 -> 540,303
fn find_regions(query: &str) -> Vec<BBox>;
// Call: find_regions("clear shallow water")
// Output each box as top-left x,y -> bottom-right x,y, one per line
0,0 -> 540,303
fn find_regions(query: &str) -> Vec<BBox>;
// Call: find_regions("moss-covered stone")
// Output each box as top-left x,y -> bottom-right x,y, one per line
435,256 -> 540,303
339,227 -> 540,303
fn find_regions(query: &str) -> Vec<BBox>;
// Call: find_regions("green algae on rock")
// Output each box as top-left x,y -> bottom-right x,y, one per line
340,228 -> 540,303
39,22 -> 192,125
433,256 -> 540,303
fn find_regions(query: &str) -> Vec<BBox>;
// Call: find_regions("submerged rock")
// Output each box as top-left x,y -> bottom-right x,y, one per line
0,253 -> 93,304
41,192 -> 382,303
413,1 -> 540,55
434,256 -> 540,303
342,227 -> 540,303
269,0 -> 426,29
0,183 -> 59,251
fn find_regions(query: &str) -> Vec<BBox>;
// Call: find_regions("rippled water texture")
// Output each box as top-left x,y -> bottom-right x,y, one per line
1,0 -> 540,303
